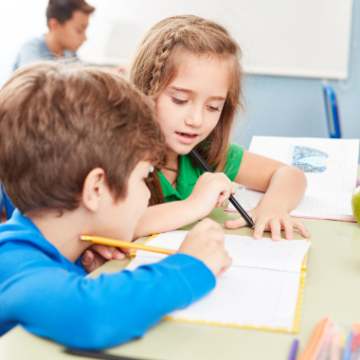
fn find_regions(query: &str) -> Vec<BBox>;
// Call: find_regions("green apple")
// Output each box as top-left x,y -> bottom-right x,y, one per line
352,186 -> 360,224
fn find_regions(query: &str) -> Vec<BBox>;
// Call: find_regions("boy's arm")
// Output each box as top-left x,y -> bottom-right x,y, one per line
1,251 -> 215,350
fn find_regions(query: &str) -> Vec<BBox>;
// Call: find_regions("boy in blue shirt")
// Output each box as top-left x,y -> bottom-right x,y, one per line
14,0 -> 95,71
0,62 -> 231,349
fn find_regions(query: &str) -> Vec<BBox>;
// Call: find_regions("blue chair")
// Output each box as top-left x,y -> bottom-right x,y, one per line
322,82 -> 341,139
1,184 -> 15,220
0,186 -> 3,217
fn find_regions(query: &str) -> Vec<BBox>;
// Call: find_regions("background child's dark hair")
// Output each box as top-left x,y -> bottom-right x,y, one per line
46,0 -> 95,25
0,62 -> 165,214
127,15 -> 244,205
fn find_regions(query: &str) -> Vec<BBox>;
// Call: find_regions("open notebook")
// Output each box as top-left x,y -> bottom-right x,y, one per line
127,230 -> 311,333
227,137 -> 359,221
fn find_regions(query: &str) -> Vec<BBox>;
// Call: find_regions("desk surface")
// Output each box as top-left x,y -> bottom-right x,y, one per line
1,171 -> 360,360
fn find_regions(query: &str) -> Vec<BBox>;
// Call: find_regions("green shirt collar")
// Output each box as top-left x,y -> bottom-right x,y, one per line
159,155 -> 200,201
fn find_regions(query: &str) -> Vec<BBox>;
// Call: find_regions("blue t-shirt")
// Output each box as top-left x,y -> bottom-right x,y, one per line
13,35 -> 78,71
0,210 -> 215,349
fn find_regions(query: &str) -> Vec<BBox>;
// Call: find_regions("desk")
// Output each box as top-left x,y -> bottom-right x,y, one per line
1,170 -> 360,360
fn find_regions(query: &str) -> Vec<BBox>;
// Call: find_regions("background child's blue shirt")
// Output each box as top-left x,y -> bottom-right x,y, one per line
13,35 -> 78,71
0,185 -> 15,219
0,210 -> 215,349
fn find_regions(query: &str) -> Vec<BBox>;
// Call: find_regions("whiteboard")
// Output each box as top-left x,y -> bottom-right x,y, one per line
79,0 -> 354,79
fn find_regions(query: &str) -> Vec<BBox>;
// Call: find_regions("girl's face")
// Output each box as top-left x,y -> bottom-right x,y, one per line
155,54 -> 230,156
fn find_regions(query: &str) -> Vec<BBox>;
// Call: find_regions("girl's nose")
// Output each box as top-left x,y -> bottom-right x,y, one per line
185,107 -> 203,127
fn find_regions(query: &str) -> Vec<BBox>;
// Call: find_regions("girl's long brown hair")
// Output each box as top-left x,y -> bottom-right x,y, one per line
127,15 -> 244,205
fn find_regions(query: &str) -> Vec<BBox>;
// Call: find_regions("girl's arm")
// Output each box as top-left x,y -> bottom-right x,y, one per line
225,150 -> 310,240
134,172 -> 235,239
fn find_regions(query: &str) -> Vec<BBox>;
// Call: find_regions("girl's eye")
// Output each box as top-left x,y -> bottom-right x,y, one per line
208,106 -> 220,112
172,98 -> 187,105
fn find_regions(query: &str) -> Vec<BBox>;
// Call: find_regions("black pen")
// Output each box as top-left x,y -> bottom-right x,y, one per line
190,149 -> 255,229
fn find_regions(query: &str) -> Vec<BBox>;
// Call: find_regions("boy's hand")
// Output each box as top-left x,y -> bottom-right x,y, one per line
178,218 -> 232,276
225,200 -> 310,241
187,172 -> 235,218
82,244 -> 131,273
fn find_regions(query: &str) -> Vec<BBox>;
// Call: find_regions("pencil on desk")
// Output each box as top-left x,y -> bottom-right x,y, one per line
80,235 -> 176,255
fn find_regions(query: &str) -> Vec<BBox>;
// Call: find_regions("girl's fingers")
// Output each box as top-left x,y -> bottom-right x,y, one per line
224,215 -> 247,229
293,219 -> 311,238
217,192 -> 230,206
253,218 -> 266,239
282,219 -> 294,240
270,220 -> 281,241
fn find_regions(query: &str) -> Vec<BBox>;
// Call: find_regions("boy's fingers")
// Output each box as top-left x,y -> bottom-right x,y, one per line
82,250 -> 94,265
113,249 -> 126,260
209,229 -> 225,246
120,247 -> 134,255
90,244 -> 130,259
89,244 -> 113,259
82,250 -> 108,273
270,220 -> 281,241
195,218 -> 222,233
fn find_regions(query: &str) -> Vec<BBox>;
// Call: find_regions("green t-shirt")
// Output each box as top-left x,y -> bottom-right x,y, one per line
159,142 -> 244,203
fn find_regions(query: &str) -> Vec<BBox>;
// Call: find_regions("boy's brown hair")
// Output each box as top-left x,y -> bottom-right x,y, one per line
46,0 -> 95,25
0,62 -> 165,214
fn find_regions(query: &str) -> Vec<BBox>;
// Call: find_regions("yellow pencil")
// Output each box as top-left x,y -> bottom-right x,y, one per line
80,235 -> 176,255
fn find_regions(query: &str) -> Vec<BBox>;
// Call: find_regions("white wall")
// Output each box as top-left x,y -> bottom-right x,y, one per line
79,0 -> 354,79
0,1 -> 48,87
0,0 -> 354,88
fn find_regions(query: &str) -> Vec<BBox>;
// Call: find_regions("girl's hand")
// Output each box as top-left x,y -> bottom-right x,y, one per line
225,200 -> 310,241
187,172 -> 236,218
81,244 -> 132,273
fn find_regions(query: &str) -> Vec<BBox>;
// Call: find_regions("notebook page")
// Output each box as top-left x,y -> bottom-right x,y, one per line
168,266 -> 300,331
230,188 -> 355,218
228,137 -> 359,218
127,231 -> 310,273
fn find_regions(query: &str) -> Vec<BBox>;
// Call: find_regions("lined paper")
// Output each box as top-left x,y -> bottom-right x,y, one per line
169,267 -> 300,330
127,230 -> 311,331
228,137 -> 359,220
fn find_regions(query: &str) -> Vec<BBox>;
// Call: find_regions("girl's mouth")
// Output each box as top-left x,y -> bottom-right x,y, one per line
175,132 -> 199,144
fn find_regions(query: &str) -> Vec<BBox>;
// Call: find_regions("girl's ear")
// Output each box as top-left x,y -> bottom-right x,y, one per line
82,168 -> 106,212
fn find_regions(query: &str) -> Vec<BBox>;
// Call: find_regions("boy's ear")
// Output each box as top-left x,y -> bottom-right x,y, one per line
82,168 -> 106,212
48,18 -> 62,32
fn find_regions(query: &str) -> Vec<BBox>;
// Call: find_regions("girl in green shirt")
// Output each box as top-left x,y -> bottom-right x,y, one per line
127,15 -> 310,242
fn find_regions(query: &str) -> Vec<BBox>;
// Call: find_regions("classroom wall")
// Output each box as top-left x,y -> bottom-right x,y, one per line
0,2 -> 359,161
234,3 -> 360,161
